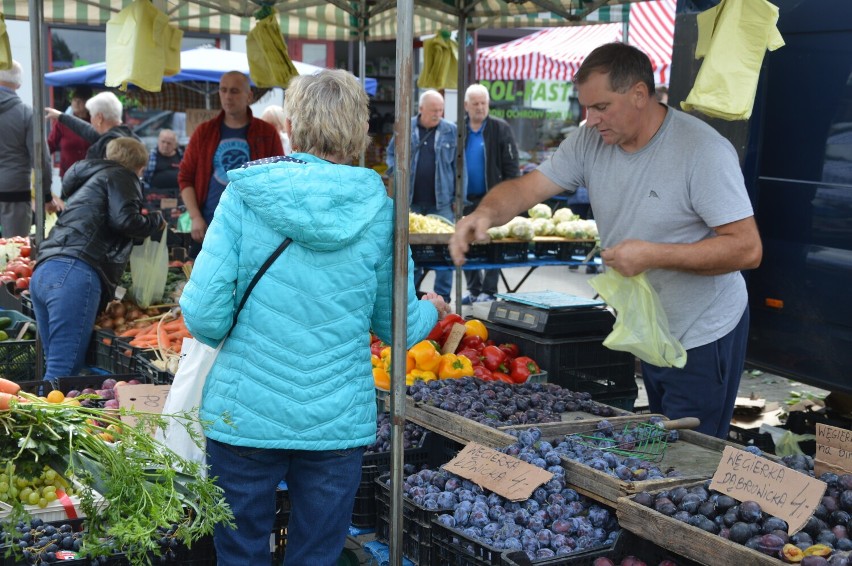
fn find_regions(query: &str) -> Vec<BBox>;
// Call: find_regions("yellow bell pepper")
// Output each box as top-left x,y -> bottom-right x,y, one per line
371,354 -> 382,368
373,366 -> 391,390
464,319 -> 488,341
437,353 -> 475,379
406,369 -> 437,386
409,340 -> 442,372
379,346 -> 415,373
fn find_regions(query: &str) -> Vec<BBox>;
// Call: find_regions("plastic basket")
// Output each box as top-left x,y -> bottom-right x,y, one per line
111,336 -> 143,375
727,424 -> 775,454
532,239 -> 597,261
0,479 -> 107,524
483,323 -> 635,403
89,329 -> 117,373
135,352 -> 173,385
353,431 -> 446,530
411,244 -> 452,264
430,521 -> 505,566
485,241 -> 529,263
19,291 -> 34,319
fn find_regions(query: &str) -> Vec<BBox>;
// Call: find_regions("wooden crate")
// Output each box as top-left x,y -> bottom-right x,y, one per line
617,482 -> 781,566
495,418 -> 751,506
404,397 -> 516,449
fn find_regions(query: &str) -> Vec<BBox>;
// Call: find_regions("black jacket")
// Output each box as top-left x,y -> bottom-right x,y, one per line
36,159 -> 162,308
465,115 -> 521,193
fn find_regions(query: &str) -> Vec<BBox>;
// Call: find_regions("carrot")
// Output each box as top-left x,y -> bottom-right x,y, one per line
1,391 -> 19,410
161,317 -> 185,332
120,327 -> 144,338
167,330 -> 193,341
0,377 -> 21,395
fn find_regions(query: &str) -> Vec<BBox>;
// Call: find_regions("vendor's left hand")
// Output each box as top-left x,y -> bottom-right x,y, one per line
600,239 -> 654,277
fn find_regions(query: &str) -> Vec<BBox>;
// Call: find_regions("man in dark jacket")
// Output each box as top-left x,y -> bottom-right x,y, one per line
32,137 -> 164,380
461,84 -> 520,304
45,91 -> 139,159
0,60 -> 55,237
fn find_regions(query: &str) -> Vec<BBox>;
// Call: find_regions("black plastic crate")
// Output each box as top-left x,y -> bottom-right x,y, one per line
15,373 -> 147,398
271,486 -> 290,564
727,423 -> 775,454
0,332 -> 37,382
354,431 -> 447,530
157,533 -> 216,565
20,291 -> 34,319
111,336 -> 142,375
411,243 -> 452,264
430,521 -> 505,566
483,323 -> 634,400
532,239 -> 597,261
135,352 -> 173,385
485,241 -> 529,263
0,518 -> 89,566
501,530 -> 700,566
89,329 -> 117,373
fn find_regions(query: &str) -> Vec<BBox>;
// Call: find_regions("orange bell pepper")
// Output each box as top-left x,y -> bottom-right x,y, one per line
408,340 -> 442,372
463,319 -> 488,341
379,346 -> 416,373
373,366 -> 391,390
437,353 -> 475,379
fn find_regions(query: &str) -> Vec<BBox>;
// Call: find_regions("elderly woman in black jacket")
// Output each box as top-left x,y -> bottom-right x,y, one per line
31,137 -> 164,380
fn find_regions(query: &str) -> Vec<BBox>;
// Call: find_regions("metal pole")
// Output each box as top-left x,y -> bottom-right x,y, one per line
29,0 -> 46,380
358,0 -> 367,168
390,0 -> 414,564
453,16 -> 467,312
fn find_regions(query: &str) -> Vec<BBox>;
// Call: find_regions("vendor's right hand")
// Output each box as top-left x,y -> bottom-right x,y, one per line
449,214 -> 492,266
190,216 -> 207,243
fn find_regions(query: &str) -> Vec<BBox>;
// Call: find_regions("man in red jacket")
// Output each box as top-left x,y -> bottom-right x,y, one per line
178,71 -> 283,254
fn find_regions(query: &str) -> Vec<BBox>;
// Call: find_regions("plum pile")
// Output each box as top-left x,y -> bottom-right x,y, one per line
408,377 -> 620,428
632,473 -> 852,565
366,413 -> 428,454
502,424 -> 683,484
594,558 -> 682,566
65,376 -> 142,409
0,517 -> 91,565
386,462 -> 620,561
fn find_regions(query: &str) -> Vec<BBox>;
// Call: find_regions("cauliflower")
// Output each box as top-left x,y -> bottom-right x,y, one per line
531,218 -> 556,236
487,225 -> 510,240
527,203 -> 553,219
552,208 -> 578,224
507,217 -> 535,241
578,219 -> 599,239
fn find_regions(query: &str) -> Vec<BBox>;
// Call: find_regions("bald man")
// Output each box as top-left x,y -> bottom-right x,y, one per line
178,71 -> 282,254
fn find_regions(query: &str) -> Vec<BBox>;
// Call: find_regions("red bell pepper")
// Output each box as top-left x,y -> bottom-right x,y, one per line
492,371 -> 514,383
439,314 -> 465,343
457,347 -> 482,366
460,335 -> 485,352
481,345 -> 508,373
509,356 -> 540,384
498,343 -> 520,358
473,366 -> 494,381
426,322 -> 444,342
370,340 -> 384,357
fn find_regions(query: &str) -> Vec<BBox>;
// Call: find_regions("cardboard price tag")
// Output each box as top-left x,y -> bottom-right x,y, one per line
115,384 -> 172,435
815,423 -> 852,477
711,446 -> 826,534
442,442 -> 553,501
441,323 -> 467,354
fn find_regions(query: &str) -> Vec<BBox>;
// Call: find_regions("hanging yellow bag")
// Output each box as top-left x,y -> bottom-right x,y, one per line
589,269 -> 687,368
129,227 -> 169,308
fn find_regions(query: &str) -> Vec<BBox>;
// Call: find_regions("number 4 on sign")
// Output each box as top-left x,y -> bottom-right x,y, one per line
442,442 -> 553,502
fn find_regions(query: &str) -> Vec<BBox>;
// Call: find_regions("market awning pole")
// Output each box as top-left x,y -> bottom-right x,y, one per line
29,0 -> 46,380
390,0 -> 414,564
453,16 -> 468,312
358,0 -> 367,168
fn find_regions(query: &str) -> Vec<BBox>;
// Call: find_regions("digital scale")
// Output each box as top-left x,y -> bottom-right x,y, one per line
486,290 -> 614,336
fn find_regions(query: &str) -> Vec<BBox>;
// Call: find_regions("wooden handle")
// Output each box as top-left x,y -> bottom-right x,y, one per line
659,417 -> 701,431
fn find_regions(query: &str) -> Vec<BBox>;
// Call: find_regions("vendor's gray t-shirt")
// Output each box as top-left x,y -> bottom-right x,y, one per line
537,108 -> 754,350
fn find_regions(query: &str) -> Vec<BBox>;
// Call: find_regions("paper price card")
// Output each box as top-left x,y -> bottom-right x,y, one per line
442,442 -> 553,502
711,446 -> 826,534
115,384 -> 171,435
815,423 -> 852,478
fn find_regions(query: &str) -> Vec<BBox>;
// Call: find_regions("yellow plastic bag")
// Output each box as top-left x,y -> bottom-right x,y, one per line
589,269 -> 687,368
129,228 -> 169,308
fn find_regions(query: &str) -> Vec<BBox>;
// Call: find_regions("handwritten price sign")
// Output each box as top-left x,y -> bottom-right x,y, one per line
115,384 -> 172,435
815,423 -> 852,478
711,446 -> 826,535
442,442 -> 553,501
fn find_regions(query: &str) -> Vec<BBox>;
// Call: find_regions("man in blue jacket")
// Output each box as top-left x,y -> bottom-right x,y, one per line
461,84 -> 520,304
387,90 -> 457,303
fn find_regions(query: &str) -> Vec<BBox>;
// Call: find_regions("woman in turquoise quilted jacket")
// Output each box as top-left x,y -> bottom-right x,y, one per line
179,69 -> 448,565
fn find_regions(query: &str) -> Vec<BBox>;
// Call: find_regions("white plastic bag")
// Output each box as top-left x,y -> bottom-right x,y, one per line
155,337 -> 223,477
129,227 -> 169,308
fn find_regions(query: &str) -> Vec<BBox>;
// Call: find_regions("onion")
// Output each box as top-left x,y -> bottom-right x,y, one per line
100,318 -> 114,329
113,316 -> 126,327
111,302 -> 127,318
127,309 -> 144,321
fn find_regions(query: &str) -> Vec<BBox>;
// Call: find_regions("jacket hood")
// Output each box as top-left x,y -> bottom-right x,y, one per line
226,153 -> 389,252
0,89 -> 21,113
62,160 -> 125,199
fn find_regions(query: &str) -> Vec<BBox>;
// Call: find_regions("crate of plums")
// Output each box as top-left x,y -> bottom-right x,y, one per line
501,529 -> 702,566
351,414 -> 439,530
616,457 -> 851,566
498,416 -> 745,507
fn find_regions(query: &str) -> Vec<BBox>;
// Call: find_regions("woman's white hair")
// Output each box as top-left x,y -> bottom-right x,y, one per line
85,92 -> 123,124
0,61 -> 23,87
284,69 -> 369,161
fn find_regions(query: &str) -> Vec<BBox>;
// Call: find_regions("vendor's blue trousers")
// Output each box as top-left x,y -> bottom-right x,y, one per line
641,307 -> 749,439
207,438 -> 364,566
30,257 -> 102,381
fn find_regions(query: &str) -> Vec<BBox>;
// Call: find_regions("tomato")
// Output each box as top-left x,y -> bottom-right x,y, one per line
2,271 -> 16,280
0,275 -> 14,285
18,246 -> 31,258
15,277 -> 29,290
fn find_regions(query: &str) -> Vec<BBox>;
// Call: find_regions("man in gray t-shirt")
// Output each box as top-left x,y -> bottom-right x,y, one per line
449,43 -> 763,439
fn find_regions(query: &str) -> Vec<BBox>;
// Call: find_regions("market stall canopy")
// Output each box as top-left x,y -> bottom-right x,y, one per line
477,0 -> 675,84
2,0 -> 644,40
44,46 -> 378,96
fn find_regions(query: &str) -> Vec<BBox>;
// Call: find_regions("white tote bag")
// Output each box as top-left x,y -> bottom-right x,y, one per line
155,337 -> 224,477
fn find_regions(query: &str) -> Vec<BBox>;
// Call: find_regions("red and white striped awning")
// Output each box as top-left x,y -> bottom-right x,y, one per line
476,0 -> 675,85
